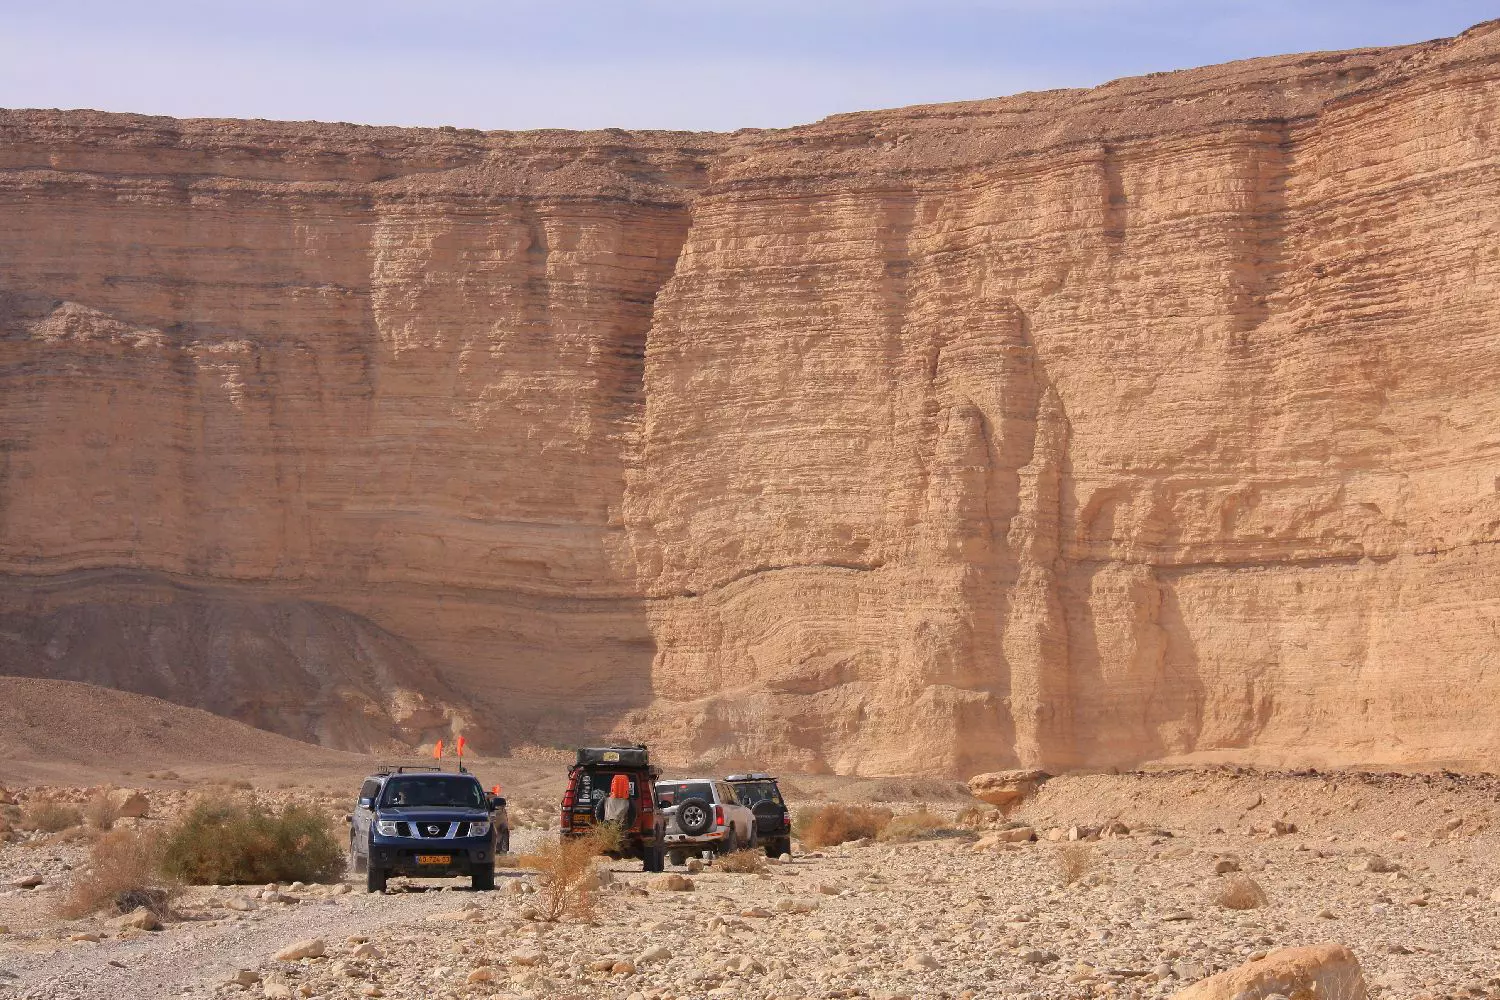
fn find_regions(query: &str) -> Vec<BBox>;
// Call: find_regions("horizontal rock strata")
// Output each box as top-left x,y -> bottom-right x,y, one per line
2,21 -> 1499,769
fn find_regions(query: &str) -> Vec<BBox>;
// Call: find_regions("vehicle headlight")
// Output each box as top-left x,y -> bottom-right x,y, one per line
375,820 -> 400,836
469,820 -> 491,837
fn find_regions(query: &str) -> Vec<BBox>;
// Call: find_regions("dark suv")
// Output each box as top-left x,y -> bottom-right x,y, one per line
561,744 -> 665,872
349,766 -> 509,892
726,772 -> 792,858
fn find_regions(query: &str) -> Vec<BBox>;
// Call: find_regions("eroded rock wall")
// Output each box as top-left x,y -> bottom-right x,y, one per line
3,22 -> 1500,770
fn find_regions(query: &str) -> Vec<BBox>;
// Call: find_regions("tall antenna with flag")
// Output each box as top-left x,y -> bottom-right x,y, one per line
456,735 -> 468,773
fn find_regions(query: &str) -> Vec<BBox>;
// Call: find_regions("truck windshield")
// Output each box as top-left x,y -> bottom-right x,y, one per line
380,777 -> 485,809
729,781 -> 782,807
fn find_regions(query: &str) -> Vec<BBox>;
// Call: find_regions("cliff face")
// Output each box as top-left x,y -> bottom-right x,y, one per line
3,22 -> 1500,772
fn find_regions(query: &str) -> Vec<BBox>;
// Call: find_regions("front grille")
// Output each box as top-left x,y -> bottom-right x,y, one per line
417,822 -> 452,838
396,821 -> 412,837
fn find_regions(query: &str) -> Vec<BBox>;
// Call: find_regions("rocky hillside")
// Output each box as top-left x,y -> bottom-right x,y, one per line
2,21 -> 1499,773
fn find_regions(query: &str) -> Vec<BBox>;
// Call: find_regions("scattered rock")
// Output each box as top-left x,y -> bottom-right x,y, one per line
227,971 -> 261,987
227,897 -> 258,912
510,950 -> 545,967
652,873 -> 694,892
1391,830 -> 1410,842
466,968 -> 494,984
904,954 -> 940,971
109,789 -> 150,819
967,770 -> 1050,810
351,943 -> 382,959
262,985 -> 292,1000
1020,949 -> 1059,966
637,945 -> 672,964
274,938 -> 326,962
1213,858 -> 1241,875
115,907 -> 161,932
1170,943 -> 1366,1000
686,858 -> 704,874
15,875 -> 44,889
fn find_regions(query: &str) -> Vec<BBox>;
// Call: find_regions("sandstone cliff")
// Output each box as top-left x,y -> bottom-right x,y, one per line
3,22 -> 1499,772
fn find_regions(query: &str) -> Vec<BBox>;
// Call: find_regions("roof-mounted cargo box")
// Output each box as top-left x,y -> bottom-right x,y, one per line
575,744 -> 651,768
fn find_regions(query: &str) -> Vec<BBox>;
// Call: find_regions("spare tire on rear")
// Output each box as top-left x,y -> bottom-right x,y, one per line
676,797 -> 712,837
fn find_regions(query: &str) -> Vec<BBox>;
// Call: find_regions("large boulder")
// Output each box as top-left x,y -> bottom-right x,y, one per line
966,770 -> 1049,811
109,789 -> 150,819
1171,943 -> 1366,1000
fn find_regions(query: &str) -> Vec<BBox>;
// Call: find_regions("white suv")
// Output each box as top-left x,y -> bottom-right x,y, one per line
655,778 -> 757,864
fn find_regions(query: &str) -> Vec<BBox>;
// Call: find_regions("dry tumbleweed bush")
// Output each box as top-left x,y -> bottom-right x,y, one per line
517,831 -> 608,922
1055,842 -> 1097,885
58,828 -> 177,919
1214,874 -> 1269,910
716,849 -> 769,874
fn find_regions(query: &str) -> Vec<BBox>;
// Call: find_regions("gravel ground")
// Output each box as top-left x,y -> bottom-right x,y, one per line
4,774 -> 1500,1000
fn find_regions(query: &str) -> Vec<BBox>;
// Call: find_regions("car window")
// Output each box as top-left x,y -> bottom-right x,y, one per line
358,779 -> 380,803
716,783 -> 737,804
379,776 -> 485,809
730,781 -> 783,807
656,781 -> 714,806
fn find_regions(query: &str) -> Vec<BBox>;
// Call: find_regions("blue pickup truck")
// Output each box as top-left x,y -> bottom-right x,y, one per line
348,766 -> 509,892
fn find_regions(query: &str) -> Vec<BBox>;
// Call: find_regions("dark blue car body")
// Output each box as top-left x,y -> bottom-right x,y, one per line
348,769 -> 509,892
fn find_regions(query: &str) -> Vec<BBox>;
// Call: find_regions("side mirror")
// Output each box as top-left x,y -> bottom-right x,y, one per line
358,797 -> 373,810
343,814 -> 352,824
489,795 -> 507,811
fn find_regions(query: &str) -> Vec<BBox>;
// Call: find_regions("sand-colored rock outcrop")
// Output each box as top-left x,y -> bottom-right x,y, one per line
3,22 -> 1500,771
1172,943 -> 1367,1000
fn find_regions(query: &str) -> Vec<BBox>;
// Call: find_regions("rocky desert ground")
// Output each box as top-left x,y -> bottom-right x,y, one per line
4,757 -> 1500,1000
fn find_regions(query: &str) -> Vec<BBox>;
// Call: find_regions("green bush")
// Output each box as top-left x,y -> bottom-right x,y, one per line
159,798 -> 346,885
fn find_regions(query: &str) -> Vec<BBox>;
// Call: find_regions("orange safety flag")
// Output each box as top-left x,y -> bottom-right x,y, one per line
491,784 -> 502,795
456,735 -> 467,757
432,739 -> 444,760
609,774 -> 630,799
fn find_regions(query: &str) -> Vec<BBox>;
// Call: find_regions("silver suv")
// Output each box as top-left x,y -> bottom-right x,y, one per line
655,778 -> 757,865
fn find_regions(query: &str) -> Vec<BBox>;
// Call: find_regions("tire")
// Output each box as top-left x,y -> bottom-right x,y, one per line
764,836 -> 791,859
496,828 -> 511,856
668,849 -> 687,867
746,824 -> 759,850
471,865 -> 495,891
366,866 -> 387,893
676,798 -> 712,837
349,836 -> 367,875
643,840 -> 665,873
722,828 -> 738,854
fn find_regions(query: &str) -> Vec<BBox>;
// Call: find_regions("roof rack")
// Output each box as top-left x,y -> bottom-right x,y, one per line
375,764 -> 444,776
725,772 -> 774,782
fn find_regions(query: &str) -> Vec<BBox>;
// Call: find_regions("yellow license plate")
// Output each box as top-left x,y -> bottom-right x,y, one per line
416,854 -> 452,865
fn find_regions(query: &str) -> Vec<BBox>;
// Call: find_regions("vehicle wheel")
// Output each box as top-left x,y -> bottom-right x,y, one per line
349,836 -> 367,874
366,866 -> 387,893
643,840 -> 665,873
676,798 -> 712,837
746,825 -> 759,850
774,837 -> 792,858
668,849 -> 687,867
496,828 -> 511,856
471,865 -> 495,891
723,828 -> 738,854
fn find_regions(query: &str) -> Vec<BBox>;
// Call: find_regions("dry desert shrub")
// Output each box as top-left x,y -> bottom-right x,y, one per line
794,804 -> 894,848
1214,874 -> 1269,910
159,797 -> 346,885
955,804 -> 1002,829
517,831 -> 608,922
58,828 -> 177,919
1055,842 -> 1097,885
717,848 -> 769,874
22,800 -> 82,833
590,821 -> 624,855
878,810 -> 953,843
84,793 -> 122,831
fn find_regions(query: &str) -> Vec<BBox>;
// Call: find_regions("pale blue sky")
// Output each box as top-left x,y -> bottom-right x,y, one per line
2,1 -> 1494,131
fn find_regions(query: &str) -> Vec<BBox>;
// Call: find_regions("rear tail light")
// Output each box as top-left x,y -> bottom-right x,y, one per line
714,805 -> 724,826
561,779 -> 576,830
